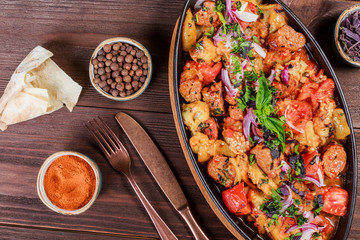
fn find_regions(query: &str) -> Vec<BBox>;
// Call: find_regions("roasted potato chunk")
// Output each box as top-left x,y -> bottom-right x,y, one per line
182,101 -> 210,132
182,9 -> 197,52
189,37 -> 221,65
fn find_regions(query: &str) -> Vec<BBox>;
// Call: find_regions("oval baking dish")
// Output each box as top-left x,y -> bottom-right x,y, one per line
169,0 -> 357,239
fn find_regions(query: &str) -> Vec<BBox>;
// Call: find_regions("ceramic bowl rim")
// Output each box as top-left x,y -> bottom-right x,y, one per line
334,5 -> 360,67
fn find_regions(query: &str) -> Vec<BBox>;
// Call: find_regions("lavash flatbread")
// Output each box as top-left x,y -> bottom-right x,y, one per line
0,46 -> 82,131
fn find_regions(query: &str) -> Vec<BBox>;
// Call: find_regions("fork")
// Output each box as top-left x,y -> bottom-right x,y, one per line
86,118 -> 178,240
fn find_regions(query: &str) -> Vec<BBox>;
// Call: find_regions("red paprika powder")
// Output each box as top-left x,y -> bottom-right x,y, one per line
44,155 -> 96,210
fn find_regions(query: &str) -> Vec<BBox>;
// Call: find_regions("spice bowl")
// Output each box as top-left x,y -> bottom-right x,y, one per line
37,151 -> 102,215
333,5 -> 360,67
89,37 -> 153,101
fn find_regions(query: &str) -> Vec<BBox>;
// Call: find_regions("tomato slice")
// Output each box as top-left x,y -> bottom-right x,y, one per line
311,214 -> 335,238
322,187 -> 348,216
222,182 -> 251,215
284,100 -> 312,134
198,62 -> 222,86
311,78 -> 335,106
302,151 -> 323,181
297,82 -> 319,101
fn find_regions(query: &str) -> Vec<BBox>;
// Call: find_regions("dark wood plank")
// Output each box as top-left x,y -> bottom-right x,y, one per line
0,106 -> 234,239
0,224 -> 139,240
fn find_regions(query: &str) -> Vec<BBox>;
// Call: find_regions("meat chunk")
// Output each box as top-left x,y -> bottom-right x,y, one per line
179,79 -> 202,102
228,105 -> 244,120
250,143 -> 282,179
194,1 -> 221,27
207,155 -> 236,187
268,25 -> 306,52
201,81 -> 225,116
322,144 -> 346,179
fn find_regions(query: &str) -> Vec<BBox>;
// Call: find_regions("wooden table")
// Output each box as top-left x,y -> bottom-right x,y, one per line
0,0 -> 359,239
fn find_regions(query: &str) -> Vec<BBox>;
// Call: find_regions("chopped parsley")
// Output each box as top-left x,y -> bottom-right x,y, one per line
214,108 -> 222,115
261,188 -> 283,219
249,154 -> 255,165
214,0 -> 226,12
237,85 -> 256,111
231,55 -> 243,75
217,11 -> 227,26
260,178 -> 269,186
313,195 -> 324,217
244,70 -> 258,82
232,38 -> 252,57
205,26 -> 215,38
236,2 -> 242,10
195,41 -> 204,50
297,214 -> 306,226
294,144 -> 300,155
253,35 -> 259,43
256,5 -> 262,15
289,154 -> 305,177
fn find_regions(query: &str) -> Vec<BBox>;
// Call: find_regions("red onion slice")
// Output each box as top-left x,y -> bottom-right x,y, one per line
281,160 -> 290,173
246,55 -> 254,66
281,65 -> 289,85
213,27 -> 225,43
286,224 -> 300,234
281,184 -> 293,211
251,43 -> 266,58
221,69 -> 239,97
300,228 -> 317,240
232,2 -> 259,22
303,211 -> 314,223
241,59 -> 248,70
301,223 -> 318,231
247,108 -> 257,125
317,168 -> 325,187
251,124 -> 257,136
226,0 -> 235,22
303,176 -> 322,187
243,111 -> 252,140
267,69 -> 275,82
285,105 -> 305,134
194,0 -> 205,10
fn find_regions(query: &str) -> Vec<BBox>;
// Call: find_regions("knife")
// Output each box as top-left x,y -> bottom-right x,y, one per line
115,112 -> 209,240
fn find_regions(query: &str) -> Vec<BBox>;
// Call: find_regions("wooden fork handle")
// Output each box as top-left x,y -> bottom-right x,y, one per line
126,173 -> 178,240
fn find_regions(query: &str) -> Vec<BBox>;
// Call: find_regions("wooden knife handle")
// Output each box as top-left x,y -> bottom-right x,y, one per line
126,173 -> 178,240
179,206 -> 209,240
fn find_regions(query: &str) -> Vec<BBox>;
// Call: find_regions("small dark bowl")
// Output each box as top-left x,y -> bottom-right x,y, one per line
171,0 -> 357,239
333,5 -> 360,67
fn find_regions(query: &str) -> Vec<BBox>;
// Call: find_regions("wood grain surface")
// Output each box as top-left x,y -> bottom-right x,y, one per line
0,0 -> 359,239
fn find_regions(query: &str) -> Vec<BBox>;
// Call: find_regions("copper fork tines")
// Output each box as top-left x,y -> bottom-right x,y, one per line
85,117 -> 178,240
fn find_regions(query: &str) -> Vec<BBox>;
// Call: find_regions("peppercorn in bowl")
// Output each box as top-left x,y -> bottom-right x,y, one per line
89,37 -> 152,101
